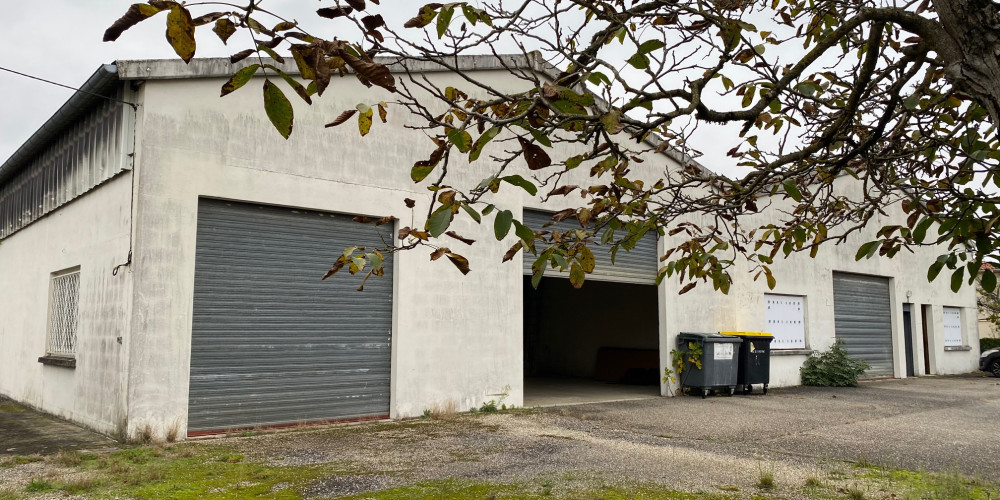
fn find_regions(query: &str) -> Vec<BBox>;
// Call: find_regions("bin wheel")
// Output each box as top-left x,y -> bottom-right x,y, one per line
744,385 -> 753,395
701,389 -> 709,399
727,387 -> 735,397
762,385 -> 768,395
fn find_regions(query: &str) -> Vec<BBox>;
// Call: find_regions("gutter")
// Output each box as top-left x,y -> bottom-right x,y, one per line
0,64 -> 122,185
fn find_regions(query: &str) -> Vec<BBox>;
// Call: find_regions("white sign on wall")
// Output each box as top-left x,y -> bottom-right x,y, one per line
764,294 -> 806,349
942,307 -> 963,347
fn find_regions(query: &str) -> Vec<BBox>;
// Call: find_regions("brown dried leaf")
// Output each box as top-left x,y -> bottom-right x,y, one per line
375,216 -> 395,226
445,231 -> 475,245
342,53 -> 397,91
446,252 -> 471,275
547,185 -> 578,197
398,226 -> 412,239
551,208 -> 576,223
326,109 -> 359,128
437,190 -> 457,207
517,136 -> 551,170
377,102 -> 388,123
104,3 -> 168,42
230,49 -> 254,63
679,282 -> 697,294
321,259 -> 346,280
191,11 -> 226,26
353,216 -> 374,223
345,0 -> 366,11
317,6 -> 352,18
404,198 -> 416,208
502,241 -> 523,262
430,247 -> 450,261
362,14 -> 386,31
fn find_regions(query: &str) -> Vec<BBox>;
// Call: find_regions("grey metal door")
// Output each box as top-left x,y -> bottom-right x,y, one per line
188,199 -> 394,434
832,272 -> 894,378
521,210 -> 658,284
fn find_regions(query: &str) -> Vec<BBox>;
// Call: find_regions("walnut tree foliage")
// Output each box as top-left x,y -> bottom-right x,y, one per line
106,0 -> 1000,294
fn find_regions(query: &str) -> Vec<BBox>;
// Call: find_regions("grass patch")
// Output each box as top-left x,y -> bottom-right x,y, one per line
855,464 -> 999,500
0,455 -> 43,468
25,479 -> 56,492
757,468 -> 775,490
336,478 -> 741,500
29,443 -> 341,500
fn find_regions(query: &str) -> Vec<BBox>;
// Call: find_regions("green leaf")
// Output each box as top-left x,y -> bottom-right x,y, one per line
411,164 -> 435,182
494,210 -> 513,240
513,220 -> 534,246
528,127 -> 552,147
569,262 -> 585,289
221,64 -> 260,96
213,18 -> 236,44
927,261 -> 945,282
638,39 -> 665,54
566,155 -> 584,170
448,128 -> 472,152
855,241 -> 879,261
460,203 -> 481,223
795,81 -> 821,98
628,53 -> 650,70
436,4 -> 454,38
587,71 -> 611,86
912,217 -> 933,243
425,206 -> 453,237
470,126 -> 501,162
262,79 -> 293,139
501,175 -> 538,195
983,269 -> 997,293
166,5 -> 197,63
951,267 -> 965,292
783,179 -> 802,201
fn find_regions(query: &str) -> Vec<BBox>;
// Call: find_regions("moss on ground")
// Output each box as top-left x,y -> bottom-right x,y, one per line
335,478 -> 739,500
16,443 -> 343,499
854,464 -> 999,500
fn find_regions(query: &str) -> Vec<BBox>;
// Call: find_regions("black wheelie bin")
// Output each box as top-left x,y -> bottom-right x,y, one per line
675,332 -> 741,398
720,331 -> 774,395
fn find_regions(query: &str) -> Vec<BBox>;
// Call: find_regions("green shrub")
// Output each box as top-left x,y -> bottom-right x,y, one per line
980,338 -> 1000,352
801,341 -> 869,387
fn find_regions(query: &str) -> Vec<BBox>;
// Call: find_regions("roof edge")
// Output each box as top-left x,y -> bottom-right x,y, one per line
0,64 -> 121,185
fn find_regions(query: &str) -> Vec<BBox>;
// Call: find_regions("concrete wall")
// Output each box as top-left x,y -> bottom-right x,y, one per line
657,181 -> 981,391
0,173 -> 133,436
120,64 -> 981,438
125,70 -> 534,439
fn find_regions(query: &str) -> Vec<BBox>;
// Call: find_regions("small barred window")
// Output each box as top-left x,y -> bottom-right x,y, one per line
47,270 -> 80,357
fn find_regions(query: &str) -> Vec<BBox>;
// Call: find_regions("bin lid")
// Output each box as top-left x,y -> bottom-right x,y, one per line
720,331 -> 773,338
678,332 -> 742,343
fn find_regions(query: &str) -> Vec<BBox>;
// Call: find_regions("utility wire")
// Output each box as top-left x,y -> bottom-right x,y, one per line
0,65 -> 137,109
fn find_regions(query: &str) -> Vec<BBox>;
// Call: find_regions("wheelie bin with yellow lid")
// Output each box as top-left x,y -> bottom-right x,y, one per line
720,331 -> 774,395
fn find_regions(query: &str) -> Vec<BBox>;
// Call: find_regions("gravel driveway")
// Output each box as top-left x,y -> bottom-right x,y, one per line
1,374 -> 997,498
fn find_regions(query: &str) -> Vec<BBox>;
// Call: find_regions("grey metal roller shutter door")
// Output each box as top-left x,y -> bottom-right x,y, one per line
521,210 -> 657,284
832,272 -> 894,377
188,199 -> 393,433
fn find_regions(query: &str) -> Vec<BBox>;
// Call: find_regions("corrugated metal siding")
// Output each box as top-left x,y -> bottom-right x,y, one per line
188,199 -> 394,433
522,210 -> 658,284
832,272 -> 894,377
0,86 -> 131,240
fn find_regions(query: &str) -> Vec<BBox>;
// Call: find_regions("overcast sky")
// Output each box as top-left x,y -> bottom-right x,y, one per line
0,2 -> 744,176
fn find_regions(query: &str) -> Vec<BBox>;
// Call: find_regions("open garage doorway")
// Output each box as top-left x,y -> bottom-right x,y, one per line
522,276 -> 661,406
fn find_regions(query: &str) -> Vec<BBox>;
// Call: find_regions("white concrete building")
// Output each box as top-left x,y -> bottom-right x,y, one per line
0,55 -> 981,440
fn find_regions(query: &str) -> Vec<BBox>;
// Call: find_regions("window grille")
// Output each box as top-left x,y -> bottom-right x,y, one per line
47,271 -> 80,356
